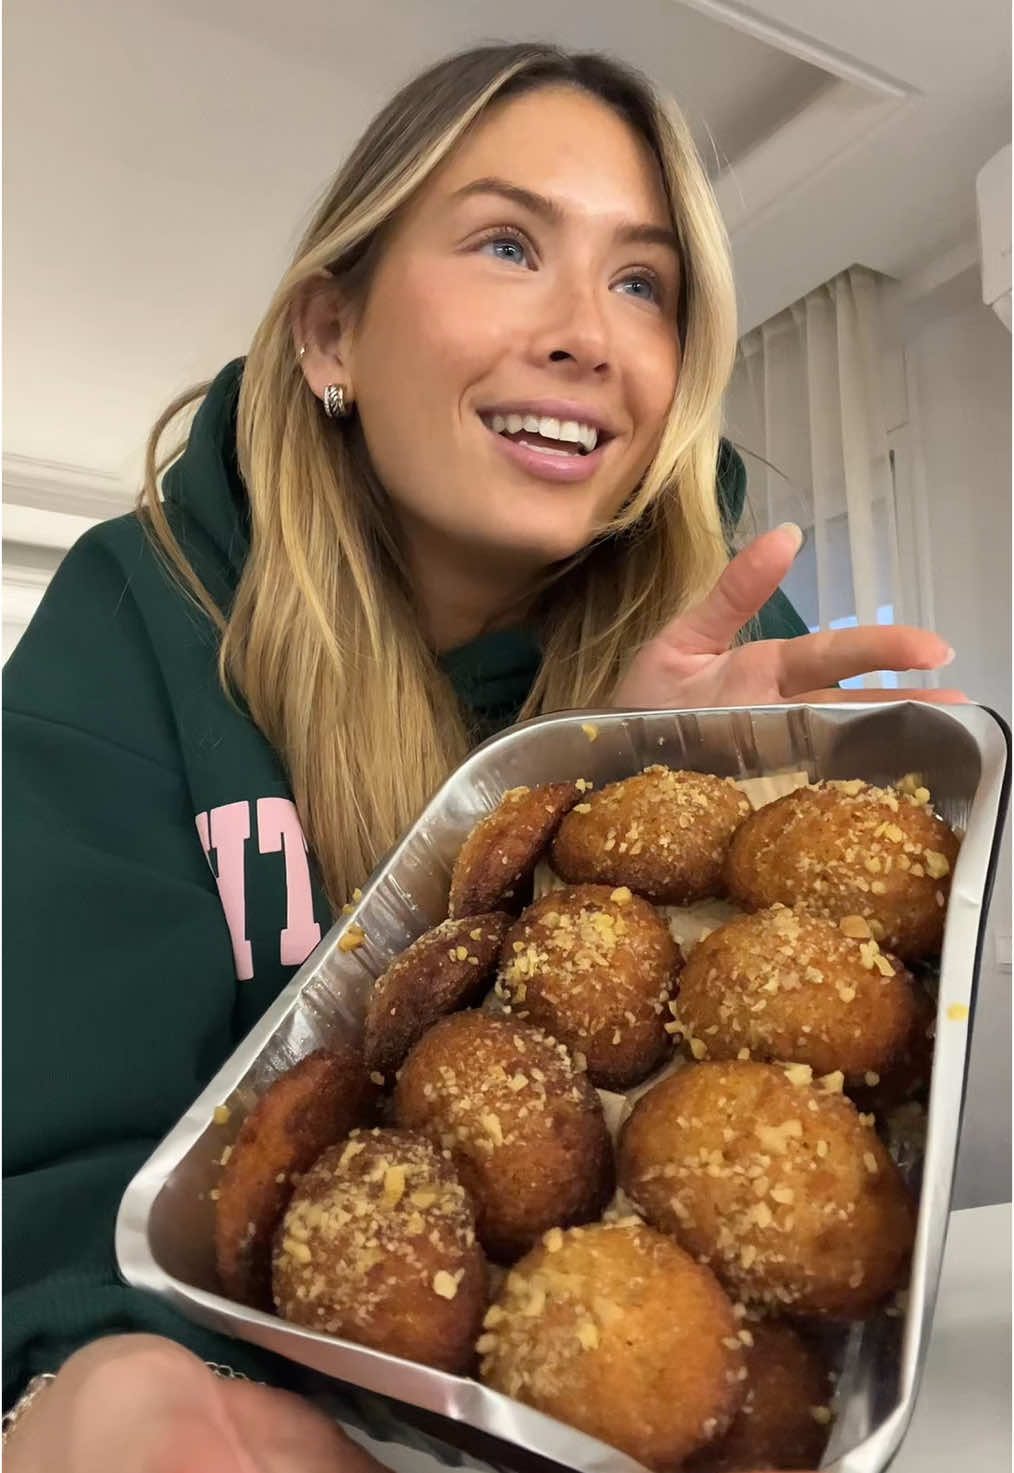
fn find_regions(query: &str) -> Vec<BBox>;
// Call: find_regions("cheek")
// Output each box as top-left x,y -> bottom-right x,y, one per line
630,329 -> 680,448
357,259 -> 505,422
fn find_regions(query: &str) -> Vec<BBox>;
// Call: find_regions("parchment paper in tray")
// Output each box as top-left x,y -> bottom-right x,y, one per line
116,703 -> 1009,1473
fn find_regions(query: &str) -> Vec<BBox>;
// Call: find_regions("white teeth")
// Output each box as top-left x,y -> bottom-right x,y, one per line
483,411 -> 601,453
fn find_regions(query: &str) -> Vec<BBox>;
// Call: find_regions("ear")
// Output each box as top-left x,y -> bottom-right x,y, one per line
291,272 -> 357,398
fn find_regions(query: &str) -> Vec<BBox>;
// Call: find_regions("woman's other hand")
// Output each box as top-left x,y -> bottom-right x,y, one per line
5,1334 -> 391,1473
612,524 -> 965,709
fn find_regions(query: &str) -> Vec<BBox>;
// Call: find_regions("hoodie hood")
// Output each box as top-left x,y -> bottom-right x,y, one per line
161,358 -> 250,590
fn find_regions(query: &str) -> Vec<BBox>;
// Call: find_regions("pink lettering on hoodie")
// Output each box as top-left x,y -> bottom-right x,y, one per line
195,802 -> 254,981
256,797 -> 322,965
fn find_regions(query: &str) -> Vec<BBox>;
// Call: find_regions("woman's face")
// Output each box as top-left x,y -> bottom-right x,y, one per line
329,85 -> 682,572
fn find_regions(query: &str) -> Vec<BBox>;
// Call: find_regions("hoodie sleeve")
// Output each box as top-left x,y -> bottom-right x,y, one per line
717,440 -> 811,640
1,522 -> 294,1403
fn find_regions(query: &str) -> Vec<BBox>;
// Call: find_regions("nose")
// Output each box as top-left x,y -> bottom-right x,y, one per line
528,274 -> 612,378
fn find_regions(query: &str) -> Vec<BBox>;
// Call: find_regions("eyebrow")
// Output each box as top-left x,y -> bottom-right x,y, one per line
451,176 -> 680,254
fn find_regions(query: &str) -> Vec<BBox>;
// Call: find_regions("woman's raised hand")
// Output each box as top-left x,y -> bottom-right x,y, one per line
612,524 -> 964,710
4,1334 -> 391,1473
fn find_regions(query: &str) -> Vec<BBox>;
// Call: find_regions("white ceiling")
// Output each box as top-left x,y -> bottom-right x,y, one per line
3,0 -> 1010,484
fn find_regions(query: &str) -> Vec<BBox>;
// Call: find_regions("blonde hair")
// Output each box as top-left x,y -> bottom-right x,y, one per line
140,44 -> 737,911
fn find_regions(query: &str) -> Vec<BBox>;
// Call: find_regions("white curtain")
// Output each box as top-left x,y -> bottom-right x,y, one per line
724,266 -> 903,688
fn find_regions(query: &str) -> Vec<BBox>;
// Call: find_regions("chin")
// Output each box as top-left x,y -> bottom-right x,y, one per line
487,502 -> 603,568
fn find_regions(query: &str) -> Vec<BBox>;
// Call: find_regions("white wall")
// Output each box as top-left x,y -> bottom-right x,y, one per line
902,269 -> 1012,1207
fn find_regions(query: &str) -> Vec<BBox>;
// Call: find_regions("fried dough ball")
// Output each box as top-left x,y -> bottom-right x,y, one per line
849,979 -> 937,1115
674,905 -> 916,1082
272,1128 -> 485,1372
725,779 -> 960,960
215,1045 -> 372,1308
495,884 -> 681,1090
552,766 -> 751,905
393,1013 -> 612,1262
449,782 -> 583,918
686,1321 -> 831,1472
619,1061 -> 915,1318
363,912 -> 510,1078
478,1221 -> 745,1471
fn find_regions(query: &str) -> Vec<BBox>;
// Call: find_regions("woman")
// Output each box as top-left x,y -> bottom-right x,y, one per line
3,42 -> 959,1471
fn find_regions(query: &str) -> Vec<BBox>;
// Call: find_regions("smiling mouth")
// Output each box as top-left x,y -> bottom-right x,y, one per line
478,410 -> 608,457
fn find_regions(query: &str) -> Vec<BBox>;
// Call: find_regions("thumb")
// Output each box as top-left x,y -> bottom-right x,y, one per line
660,523 -> 804,656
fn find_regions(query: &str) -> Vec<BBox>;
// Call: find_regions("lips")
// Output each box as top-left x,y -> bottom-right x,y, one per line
478,412 -> 611,485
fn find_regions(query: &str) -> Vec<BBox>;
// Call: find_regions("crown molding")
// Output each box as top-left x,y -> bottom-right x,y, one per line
3,453 -> 135,522
674,0 -> 914,98
715,79 -> 909,241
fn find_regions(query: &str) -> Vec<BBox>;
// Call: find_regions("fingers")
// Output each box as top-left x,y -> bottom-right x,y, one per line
790,687 -> 970,705
222,1380 -> 394,1472
661,524 -> 804,656
776,626 -> 954,697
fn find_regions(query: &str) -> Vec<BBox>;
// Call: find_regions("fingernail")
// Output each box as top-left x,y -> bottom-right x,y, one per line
776,521 -> 804,553
940,646 -> 956,667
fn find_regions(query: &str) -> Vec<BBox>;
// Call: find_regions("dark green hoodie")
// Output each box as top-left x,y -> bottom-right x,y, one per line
2,360 -> 806,1406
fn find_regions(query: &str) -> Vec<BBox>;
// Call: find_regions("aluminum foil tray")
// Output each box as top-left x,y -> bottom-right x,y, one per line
117,703 -> 1009,1472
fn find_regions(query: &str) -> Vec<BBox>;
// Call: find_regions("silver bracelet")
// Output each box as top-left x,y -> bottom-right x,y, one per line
2,1373 -> 56,1446
204,1361 -> 259,1382
2,1361 -> 257,1446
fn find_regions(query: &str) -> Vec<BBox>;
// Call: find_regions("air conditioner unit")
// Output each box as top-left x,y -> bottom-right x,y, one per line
976,144 -> 1011,330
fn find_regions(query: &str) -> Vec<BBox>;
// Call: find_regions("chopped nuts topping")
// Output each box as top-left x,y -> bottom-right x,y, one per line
432,1270 -> 459,1300
755,1119 -> 803,1153
839,915 -> 871,939
338,925 -> 366,952
381,1165 -> 406,1208
481,1112 -> 504,1146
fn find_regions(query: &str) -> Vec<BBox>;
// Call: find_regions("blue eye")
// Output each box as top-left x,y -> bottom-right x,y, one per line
616,274 -> 659,302
479,233 -> 530,267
